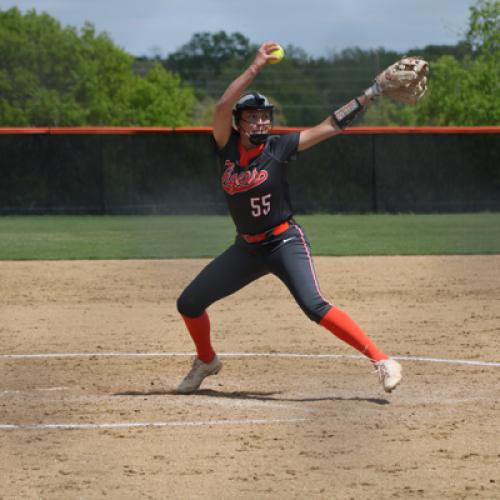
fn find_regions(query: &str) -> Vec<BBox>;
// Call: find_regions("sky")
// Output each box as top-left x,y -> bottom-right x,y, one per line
1,0 -> 476,58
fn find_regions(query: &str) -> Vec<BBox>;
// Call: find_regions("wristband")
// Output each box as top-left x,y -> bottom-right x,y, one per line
331,98 -> 363,129
364,82 -> 381,101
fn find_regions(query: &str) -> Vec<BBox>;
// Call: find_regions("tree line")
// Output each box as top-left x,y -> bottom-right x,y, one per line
1,0 -> 498,127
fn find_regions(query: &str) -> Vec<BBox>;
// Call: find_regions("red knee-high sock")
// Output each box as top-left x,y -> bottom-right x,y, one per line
181,311 -> 215,363
319,307 -> 388,362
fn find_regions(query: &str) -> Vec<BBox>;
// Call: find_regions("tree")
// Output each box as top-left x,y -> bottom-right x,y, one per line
405,55 -> 498,125
466,0 -> 500,54
250,58 -> 327,126
362,0 -> 499,126
165,31 -> 328,126
165,31 -> 253,93
312,47 -> 402,110
112,64 -> 196,126
411,0 -> 499,125
0,8 -> 195,126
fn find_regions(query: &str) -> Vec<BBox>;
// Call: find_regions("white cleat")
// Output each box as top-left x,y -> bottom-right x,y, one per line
176,355 -> 222,394
375,358 -> 402,393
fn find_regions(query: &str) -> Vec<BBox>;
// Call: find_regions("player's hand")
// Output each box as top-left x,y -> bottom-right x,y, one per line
252,41 -> 281,70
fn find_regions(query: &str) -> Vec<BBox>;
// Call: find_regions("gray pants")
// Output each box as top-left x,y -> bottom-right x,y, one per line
177,223 -> 332,323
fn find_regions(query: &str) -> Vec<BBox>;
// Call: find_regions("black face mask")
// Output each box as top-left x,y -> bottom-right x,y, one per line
249,133 -> 269,145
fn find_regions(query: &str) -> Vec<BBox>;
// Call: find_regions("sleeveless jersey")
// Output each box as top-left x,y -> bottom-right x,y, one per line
217,131 -> 300,234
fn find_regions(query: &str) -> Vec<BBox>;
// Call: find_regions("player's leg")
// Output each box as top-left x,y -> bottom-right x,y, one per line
267,226 -> 387,359
319,306 -> 402,392
268,225 -> 401,392
177,243 -> 267,361
176,243 -> 267,393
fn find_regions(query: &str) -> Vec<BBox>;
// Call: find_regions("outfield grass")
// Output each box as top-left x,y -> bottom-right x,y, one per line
0,213 -> 499,260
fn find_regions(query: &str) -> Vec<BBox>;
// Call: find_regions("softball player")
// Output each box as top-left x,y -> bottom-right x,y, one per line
176,41 -> 428,394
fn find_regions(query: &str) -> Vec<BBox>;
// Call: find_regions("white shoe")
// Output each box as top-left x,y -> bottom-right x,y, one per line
375,359 -> 402,393
176,355 -> 222,394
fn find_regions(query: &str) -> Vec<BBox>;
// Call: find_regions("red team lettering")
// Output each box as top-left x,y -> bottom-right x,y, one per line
221,160 -> 268,195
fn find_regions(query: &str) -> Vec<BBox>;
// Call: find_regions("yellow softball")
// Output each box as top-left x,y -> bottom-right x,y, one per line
268,45 -> 285,64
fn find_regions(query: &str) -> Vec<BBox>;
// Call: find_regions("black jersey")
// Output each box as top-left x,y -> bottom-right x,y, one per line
217,131 -> 300,234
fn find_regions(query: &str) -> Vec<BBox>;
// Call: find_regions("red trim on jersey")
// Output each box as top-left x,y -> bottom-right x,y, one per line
238,140 -> 265,167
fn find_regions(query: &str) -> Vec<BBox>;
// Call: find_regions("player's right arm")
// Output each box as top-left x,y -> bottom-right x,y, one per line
212,41 -> 280,150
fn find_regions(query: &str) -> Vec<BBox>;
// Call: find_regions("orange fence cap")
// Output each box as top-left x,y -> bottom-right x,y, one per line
0,126 -> 499,135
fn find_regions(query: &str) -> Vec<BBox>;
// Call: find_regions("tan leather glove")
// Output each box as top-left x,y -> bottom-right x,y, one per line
365,56 -> 429,105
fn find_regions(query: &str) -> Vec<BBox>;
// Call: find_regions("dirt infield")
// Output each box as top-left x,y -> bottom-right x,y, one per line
1,256 -> 499,499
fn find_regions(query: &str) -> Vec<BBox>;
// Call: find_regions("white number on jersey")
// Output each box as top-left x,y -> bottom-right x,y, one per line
250,194 -> 272,217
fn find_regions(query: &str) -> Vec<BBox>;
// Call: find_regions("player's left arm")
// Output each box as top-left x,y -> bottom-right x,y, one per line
297,94 -> 372,152
298,56 -> 428,153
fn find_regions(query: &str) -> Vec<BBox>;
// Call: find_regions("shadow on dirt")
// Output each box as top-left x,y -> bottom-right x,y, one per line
113,388 -> 389,405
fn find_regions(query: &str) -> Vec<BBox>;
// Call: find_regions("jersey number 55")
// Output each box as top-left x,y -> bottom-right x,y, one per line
250,194 -> 271,217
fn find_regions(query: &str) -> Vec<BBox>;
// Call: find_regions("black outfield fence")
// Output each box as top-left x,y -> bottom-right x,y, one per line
0,127 -> 499,214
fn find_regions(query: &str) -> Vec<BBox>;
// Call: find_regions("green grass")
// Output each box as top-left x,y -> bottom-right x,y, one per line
0,213 -> 499,260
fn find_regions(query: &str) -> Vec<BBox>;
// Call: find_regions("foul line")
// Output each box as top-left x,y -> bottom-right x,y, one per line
0,417 -> 307,431
1,351 -> 499,367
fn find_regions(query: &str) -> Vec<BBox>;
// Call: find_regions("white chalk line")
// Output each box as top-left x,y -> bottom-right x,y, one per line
1,351 -> 499,367
0,387 -> 69,397
0,417 -> 308,431
34,386 -> 70,391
